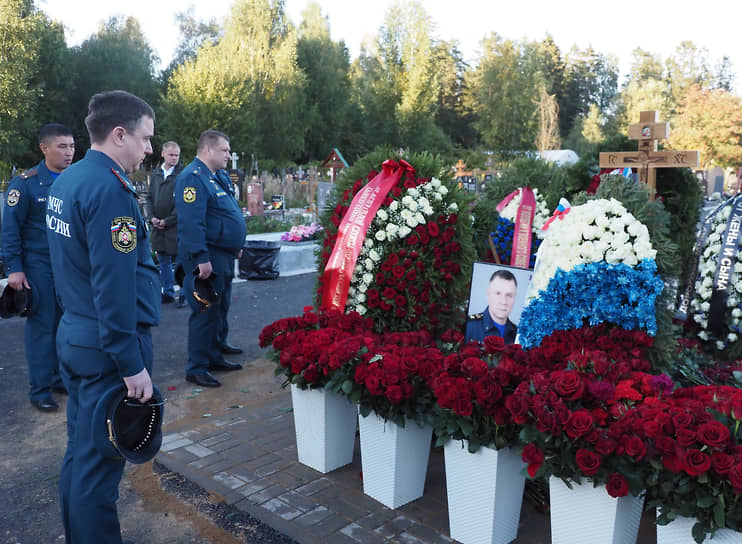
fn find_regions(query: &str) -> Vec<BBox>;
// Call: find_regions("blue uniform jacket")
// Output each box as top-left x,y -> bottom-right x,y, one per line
2,161 -> 56,272
464,307 -> 518,345
175,158 -> 246,264
46,150 -> 160,378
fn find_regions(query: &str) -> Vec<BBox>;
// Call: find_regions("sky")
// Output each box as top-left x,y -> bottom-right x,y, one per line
41,0 -> 741,91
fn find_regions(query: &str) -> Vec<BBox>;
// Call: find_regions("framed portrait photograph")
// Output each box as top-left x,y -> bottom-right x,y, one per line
464,261 -> 533,345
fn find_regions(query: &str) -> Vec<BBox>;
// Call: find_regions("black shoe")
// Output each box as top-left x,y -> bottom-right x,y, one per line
51,385 -> 68,395
162,294 -> 176,304
175,297 -> 187,308
31,397 -> 59,412
185,371 -> 221,387
220,343 -> 243,354
209,359 -> 243,372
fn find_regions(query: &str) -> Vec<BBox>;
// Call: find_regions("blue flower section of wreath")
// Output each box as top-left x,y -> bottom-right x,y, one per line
491,216 -> 542,267
518,259 -> 663,348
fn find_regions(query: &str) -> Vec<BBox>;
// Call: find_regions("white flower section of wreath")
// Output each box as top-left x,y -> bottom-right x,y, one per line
498,187 -> 552,236
344,178 -> 452,314
689,204 -> 742,343
525,198 -> 656,303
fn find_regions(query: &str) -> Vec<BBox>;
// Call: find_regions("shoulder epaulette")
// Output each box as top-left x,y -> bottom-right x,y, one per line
19,168 -> 38,180
191,167 -> 201,176
110,168 -> 137,195
468,313 -> 483,321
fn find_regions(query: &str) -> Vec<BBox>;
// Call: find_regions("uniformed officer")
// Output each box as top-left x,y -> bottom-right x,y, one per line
1,123 -> 74,412
465,269 -> 519,345
46,90 -> 159,543
175,130 -> 246,388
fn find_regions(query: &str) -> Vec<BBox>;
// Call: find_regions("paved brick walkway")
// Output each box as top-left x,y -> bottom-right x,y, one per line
156,388 -> 660,544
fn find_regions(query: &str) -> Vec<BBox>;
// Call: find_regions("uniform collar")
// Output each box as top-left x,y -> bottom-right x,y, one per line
36,160 -> 56,184
84,149 -> 137,195
482,307 -> 510,332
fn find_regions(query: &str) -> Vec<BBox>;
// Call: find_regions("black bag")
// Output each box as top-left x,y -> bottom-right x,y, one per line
239,241 -> 280,280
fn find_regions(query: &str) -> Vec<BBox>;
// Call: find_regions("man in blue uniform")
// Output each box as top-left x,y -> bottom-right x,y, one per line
176,130 -> 246,387
465,269 -> 519,345
46,90 -> 159,543
2,123 -> 74,412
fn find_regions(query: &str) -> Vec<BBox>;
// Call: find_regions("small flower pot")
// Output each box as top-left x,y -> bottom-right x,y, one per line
656,514 -> 742,544
549,476 -> 644,544
290,384 -> 357,473
444,440 -> 525,544
358,410 -> 433,509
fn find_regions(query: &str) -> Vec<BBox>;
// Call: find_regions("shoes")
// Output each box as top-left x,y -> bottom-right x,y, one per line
51,385 -> 68,395
185,371 -> 221,387
31,397 -> 59,412
175,296 -> 187,308
220,343 -> 243,354
209,359 -> 243,372
162,294 -> 176,304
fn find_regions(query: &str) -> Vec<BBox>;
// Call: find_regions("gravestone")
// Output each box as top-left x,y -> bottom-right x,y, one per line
317,182 -> 334,215
708,167 -> 725,196
246,183 -> 264,216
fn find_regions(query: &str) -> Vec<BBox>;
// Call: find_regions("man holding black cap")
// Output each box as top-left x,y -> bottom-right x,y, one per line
175,129 -> 246,387
2,123 -> 74,412
46,90 -> 159,543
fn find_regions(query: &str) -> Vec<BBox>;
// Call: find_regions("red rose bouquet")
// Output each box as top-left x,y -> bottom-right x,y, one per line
638,385 -> 742,541
517,325 -> 667,499
429,335 -> 531,452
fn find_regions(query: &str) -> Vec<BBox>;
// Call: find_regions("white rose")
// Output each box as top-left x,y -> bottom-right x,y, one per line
356,292 -> 366,303
418,197 -> 430,209
376,209 -> 388,221
716,340 -> 726,350
728,333 -> 738,342
357,283 -> 367,293
386,224 -> 399,237
399,226 -> 412,238
389,200 -> 399,212
369,249 -> 381,262
447,202 -> 458,213
362,272 -> 373,285
408,188 -> 419,198
437,185 -> 448,195
701,302 -> 711,312
415,213 -> 425,224
356,304 -> 367,316
431,178 -> 441,188
364,258 -> 374,270
364,238 -> 374,248
434,192 -> 443,202
375,230 -> 386,241
406,216 -> 418,228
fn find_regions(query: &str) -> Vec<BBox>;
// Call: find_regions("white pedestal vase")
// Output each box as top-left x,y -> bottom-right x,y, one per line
656,514 -> 742,543
290,384 -> 357,473
358,410 -> 433,509
444,440 -> 525,544
549,476 -> 644,544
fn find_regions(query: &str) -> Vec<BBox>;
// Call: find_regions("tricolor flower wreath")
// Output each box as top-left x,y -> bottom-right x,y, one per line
491,188 -> 551,267
518,198 -> 664,348
689,199 -> 742,353
317,153 -> 475,335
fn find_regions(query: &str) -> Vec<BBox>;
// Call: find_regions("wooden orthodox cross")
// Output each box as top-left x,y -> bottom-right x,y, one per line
599,110 -> 700,198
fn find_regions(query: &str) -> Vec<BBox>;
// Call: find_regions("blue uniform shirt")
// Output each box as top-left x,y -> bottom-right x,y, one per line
2,161 -> 57,272
464,307 -> 518,345
175,158 -> 246,264
46,149 -> 160,378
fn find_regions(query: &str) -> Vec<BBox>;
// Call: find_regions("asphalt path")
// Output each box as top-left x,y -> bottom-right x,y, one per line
0,273 -> 316,543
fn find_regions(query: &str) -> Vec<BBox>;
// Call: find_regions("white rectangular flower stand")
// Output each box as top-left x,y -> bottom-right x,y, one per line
358,410 -> 433,509
657,514 -> 742,543
444,440 -> 525,544
549,477 -> 644,544
290,384 -> 357,473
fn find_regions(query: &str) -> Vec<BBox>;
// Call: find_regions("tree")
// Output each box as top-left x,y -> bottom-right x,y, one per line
433,40 -> 476,149
296,2 -> 352,162
160,7 -> 222,86
0,0 -> 42,163
68,16 -> 160,156
667,85 -> 742,169
534,84 -> 560,152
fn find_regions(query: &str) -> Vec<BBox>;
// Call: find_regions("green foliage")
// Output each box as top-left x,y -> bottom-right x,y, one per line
244,215 -> 295,235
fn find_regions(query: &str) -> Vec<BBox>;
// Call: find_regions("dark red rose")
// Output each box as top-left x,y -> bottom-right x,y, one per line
672,412 -> 694,429
387,253 -> 399,265
711,452 -> 735,476
392,265 -> 406,279
386,385 -> 404,404
676,428 -> 697,447
427,222 -> 440,237
553,371 -> 585,400
382,287 -> 396,300
565,410 -> 594,439
575,448 -> 602,476
303,364 -> 320,383
475,379 -> 502,405
605,473 -> 629,498
365,374 -> 382,395
406,269 -> 417,282
483,335 -> 505,354
728,463 -> 742,490
697,421 -> 731,449
594,438 -> 617,456
505,394 -> 530,423
684,448 -> 711,476
394,295 -> 407,307
406,234 -> 420,245
654,436 -> 677,456
461,357 -> 488,378
624,435 -> 647,460
455,397 -> 473,417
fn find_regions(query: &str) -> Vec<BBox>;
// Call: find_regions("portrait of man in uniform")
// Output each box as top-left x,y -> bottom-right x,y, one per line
464,262 -> 532,345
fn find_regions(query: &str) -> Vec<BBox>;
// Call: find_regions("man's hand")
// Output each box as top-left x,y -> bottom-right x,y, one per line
197,261 -> 213,279
150,217 -> 166,229
123,368 -> 153,403
7,271 -> 30,291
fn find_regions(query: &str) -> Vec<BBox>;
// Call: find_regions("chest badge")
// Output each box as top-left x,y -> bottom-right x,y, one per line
183,187 -> 196,203
111,216 -> 137,253
6,189 -> 21,207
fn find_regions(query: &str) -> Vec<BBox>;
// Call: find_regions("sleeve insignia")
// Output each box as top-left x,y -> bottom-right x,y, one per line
183,187 -> 196,203
6,189 -> 21,206
110,216 -> 137,253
